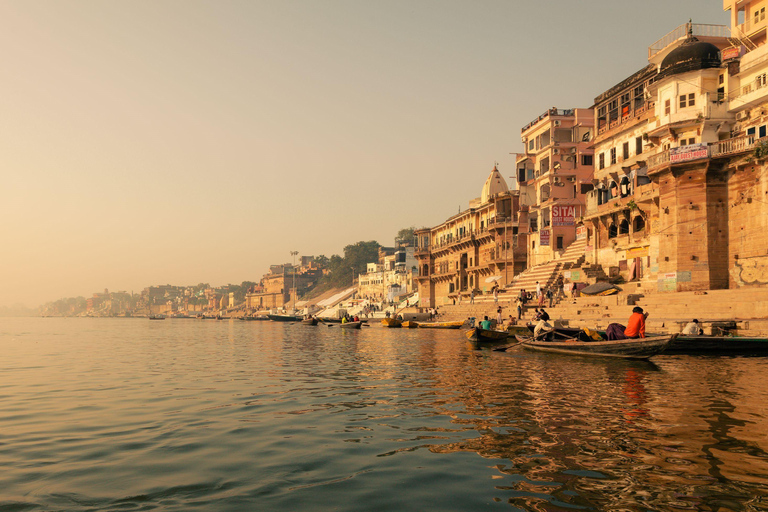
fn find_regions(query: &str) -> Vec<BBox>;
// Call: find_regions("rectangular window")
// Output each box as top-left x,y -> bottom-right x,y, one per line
599,153 -> 605,170
581,154 -> 593,166
622,142 -> 630,160
636,136 -> 643,155
748,127 -> 756,136
610,148 -> 617,165
665,99 -> 671,115
761,125 -> 767,138
688,93 -> 695,106
680,95 -> 687,108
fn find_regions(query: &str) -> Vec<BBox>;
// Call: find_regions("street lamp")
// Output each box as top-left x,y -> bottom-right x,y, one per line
290,250 -> 298,313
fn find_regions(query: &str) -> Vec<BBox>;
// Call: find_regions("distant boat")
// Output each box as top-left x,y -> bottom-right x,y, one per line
267,314 -> 302,322
240,315 -> 269,321
340,321 -> 362,329
301,317 -> 318,326
148,314 -> 166,320
465,327 -> 508,343
417,320 -> 465,329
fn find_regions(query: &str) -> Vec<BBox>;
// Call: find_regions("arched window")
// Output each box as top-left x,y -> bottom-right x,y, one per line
608,224 -> 618,238
422,264 -> 429,276
619,219 -> 630,234
633,216 -> 645,233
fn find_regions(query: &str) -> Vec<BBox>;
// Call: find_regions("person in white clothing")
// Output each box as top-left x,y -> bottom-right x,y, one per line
682,319 -> 704,335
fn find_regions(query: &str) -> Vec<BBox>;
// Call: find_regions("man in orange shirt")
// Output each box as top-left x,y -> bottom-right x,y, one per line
624,306 -> 648,338
606,306 -> 649,340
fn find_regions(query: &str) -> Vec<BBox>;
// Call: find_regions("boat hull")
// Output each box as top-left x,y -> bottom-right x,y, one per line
267,314 -> 302,322
516,334 -> 675,360
466,327 -> 509,343
418,321 -> 464,329
340,321 -> 362,329
667,335 -> 768,354
381,318 -> 402,328
401,321 -> 419,328
301,318 -> 318,326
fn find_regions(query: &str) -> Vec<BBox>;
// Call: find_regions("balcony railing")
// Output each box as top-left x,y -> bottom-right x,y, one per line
710,134 -> 759,157
521,108 -> 575,133
646,150 -> 670,169
648,23 -> 729,60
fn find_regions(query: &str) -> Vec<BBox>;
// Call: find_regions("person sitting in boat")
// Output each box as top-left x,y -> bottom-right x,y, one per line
353,315 -> 360,322
607,306 -> 648,340
341,316 -> 348,324
479,316 -> 492,330
533,309 -> 552,339
682,319 -> 704,335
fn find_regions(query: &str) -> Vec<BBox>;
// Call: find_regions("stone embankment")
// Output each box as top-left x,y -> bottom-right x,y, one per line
437,284 -> 768,336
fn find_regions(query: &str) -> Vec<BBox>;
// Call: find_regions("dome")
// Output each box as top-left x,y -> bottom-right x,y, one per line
481,166 -> 508,203
659,36 -> 721,76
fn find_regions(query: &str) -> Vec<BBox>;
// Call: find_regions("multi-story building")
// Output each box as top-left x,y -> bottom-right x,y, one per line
515,107 -> 594,267
584,20 -> 754,291
414,167 -> 524,307
245,258 -> 323,310
357,242 -> 417,300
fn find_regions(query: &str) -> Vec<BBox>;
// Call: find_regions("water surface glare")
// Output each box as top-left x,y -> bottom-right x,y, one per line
2,318 -> 768,511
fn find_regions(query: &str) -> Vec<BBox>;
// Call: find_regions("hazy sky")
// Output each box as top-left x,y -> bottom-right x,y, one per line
1,1 -> 728,307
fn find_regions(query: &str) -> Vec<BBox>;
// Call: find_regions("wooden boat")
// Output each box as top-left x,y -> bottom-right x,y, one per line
340,321 -> 362,329
240,315 -> 269,321
381,317 -> 402,328
515,333 -> 676,360
301,317 -> 318,326
267,314 -> 302,322
148,314 -> 166,320
667,334 -> 768,354
417,320 -> 464,329
465,327 -> 509,343
401,320 -> 419,328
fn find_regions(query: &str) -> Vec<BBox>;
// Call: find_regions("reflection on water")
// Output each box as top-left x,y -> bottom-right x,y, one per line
1,318 -> 767,511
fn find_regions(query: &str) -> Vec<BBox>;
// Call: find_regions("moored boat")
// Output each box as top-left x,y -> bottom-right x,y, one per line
267,314 -> 302,322
148,314 -> 166,320
465,327 -> 509,343
515,333 -> 676,360
401,320 -> 419,328
301,317 -> 318,326
381,317 -> 402,328
667,334 -> 768,354
340,321 -> 362,329
417,320 -> 465,329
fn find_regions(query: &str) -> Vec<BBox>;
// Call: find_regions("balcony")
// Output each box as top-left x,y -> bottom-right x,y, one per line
521,108 -> 575,134
648,23 -> 730,60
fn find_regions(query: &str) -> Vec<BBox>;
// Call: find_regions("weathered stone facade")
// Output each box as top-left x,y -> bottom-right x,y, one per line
414,168 -> 525,308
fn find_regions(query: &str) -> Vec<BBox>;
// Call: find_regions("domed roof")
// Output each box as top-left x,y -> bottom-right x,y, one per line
481,166 -> 508,203
660,36 -> 720,76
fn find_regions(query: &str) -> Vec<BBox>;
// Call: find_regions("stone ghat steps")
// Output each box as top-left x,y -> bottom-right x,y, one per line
504,239 -> 588,294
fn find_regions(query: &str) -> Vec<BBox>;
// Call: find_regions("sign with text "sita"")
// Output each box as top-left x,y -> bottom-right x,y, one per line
552,205 -> 577,227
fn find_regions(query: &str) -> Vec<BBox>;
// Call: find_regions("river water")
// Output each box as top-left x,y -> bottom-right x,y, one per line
1,318 -> 767,511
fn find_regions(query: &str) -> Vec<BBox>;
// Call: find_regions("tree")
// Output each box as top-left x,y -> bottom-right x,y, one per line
395,226 -> 418,245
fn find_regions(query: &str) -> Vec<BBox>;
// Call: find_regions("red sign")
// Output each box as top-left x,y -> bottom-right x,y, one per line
540,229 -> 550,246
722,46 -> 742,61
670,143 -> 709,164
576,225 -> 587,240
552,205 -> 576,227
